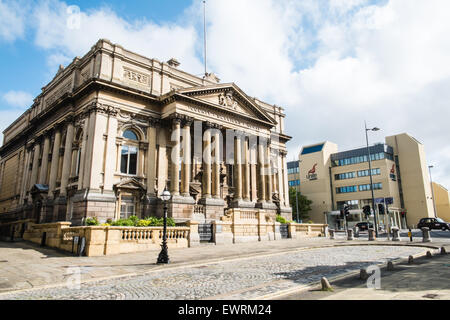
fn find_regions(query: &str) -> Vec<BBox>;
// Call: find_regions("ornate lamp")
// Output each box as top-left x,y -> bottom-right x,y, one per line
157,188 -> 171,264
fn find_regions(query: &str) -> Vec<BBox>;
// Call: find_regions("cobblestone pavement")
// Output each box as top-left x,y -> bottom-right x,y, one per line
277,249 -> 450,300
0,245 -> 428,300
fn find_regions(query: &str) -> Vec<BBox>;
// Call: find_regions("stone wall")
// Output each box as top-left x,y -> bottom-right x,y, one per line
16,213 -> 327,257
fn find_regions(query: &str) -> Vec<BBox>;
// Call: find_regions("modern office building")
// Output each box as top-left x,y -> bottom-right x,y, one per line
287,160 -> 301,192
433,182 -> 450,222
0,39 -> 292,226
298,133 -> 435,229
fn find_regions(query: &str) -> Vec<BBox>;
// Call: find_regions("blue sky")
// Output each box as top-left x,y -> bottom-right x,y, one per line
1,0 -> 450,188
0,0 -> 194,99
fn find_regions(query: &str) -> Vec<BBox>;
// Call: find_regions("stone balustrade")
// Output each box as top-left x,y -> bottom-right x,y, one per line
22,222 -> 194,256
18,213 -> 327,256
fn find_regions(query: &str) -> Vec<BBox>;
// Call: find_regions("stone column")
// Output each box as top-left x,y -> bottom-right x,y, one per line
257,138 -> 266,203
48,126 -> 62,197
29,140 -> 41,189
77,116 -> 89,189
212,125 -> 221,199
277,151 -> 284,206
265,142 -> 273,203
243,137 -> 251,202
202,123 -> 212,199
181,119 -> 192,197
60,121 -> 75,197
250,140 -> 258,202
103,113 -> 118,191
20,146 -> 32,202
146,120 -> 157,197
282,154 -> 290,207
171,117 -> 181,196
38,133 -> 51,184
233,134 -> 243,201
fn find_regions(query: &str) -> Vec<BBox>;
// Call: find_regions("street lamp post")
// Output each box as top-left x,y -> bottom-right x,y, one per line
365,121 -> 380,237
157,188 -> 171,264
428,165 -> 437,218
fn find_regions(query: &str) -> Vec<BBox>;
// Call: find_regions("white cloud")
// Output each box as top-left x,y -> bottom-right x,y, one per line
31,0 -> 203,76
0,0 -> 27,41
2,0 -> 450,189
2,90 -> 33,109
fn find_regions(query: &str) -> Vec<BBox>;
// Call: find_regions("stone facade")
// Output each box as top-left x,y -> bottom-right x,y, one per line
0,39 -> 292,226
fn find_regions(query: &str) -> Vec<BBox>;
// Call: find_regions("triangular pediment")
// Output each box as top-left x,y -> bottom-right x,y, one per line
175,83 -> 277,126
114,178 -> 146,191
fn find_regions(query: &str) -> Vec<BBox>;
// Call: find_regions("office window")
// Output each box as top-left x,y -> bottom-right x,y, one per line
357,168 -> 380,177
359,183 -> 382,191
336,185 -> 357,194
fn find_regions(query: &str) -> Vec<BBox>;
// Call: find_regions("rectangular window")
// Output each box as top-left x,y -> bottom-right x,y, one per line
121,146 -> 129,174
121,145 -> 138,175
120,196 -> 135,219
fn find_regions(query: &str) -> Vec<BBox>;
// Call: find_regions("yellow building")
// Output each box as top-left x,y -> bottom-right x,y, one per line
298,133 -> 435,229
433,182 -> 450,222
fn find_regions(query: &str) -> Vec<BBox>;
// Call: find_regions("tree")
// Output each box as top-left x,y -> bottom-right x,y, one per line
289,187 -> 312,222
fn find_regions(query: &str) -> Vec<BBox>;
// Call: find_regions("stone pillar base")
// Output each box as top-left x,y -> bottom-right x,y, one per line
167,196 -> 195,220
230,199 -> 255,209
255,201 -> 278,210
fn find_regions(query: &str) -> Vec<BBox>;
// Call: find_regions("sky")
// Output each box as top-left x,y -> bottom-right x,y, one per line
0,0 -> 449,189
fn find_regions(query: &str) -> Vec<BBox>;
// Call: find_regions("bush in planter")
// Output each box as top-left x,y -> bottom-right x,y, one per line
85,217 -> 99,226
142,216 -> 176,227
110,218 -> 135,226
276,215 -> 288,224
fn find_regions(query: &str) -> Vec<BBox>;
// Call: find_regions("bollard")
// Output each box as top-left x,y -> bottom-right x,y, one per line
347,229 -> 354,240
408,255 -> 414,264
321,277 -> 333,291
387,261 -> 394,271
329,229 -> 335,240
408,228 -> 413,242
392,227 -> 400,241
441,247 -> 447,255
368,228 -> 376,241
421,227 -> 432,243
354,227 -> 360,238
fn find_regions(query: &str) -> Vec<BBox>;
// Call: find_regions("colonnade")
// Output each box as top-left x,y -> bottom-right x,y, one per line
168,117 -> 289,207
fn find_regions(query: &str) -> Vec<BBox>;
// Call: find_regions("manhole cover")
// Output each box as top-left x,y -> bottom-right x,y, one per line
423,294 -> 439,299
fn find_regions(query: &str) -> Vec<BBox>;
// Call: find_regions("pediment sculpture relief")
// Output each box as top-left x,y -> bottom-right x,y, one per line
218,91 -> 238,111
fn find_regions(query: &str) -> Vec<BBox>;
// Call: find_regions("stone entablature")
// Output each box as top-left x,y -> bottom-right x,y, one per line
0,39 -> 292,225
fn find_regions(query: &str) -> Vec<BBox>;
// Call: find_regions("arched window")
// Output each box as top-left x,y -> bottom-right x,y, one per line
121,129 -> 139,175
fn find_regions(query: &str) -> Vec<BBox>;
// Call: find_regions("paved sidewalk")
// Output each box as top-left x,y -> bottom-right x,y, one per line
0,235 -> 448,299
275,248 -> 450,300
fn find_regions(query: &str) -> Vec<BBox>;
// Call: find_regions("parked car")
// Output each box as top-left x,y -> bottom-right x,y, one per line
417,217 -> 450,231
355,222 -> 374,231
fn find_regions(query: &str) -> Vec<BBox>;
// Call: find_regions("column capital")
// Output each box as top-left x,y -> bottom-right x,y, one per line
204,121 -> 214,129
210,123 -> 222,130
148,117 -> 161,128
170,113 -> 183,125
182,116 -> 194,127
279,149 -> 288,157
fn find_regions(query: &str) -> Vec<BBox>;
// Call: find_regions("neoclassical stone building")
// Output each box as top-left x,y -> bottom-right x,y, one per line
0,39 -> 292,225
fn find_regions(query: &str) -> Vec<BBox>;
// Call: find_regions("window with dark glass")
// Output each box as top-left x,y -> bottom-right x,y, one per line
121,130 -> 138,175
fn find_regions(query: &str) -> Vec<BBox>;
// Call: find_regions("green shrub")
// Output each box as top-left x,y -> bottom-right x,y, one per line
85,217 -> 99,226
110,218 -> 135,226
109,216 -> 176,227
136,219 -> 151,227
276,215 -> 288,224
